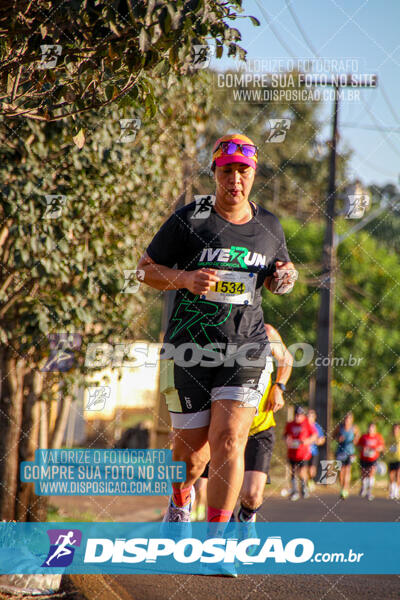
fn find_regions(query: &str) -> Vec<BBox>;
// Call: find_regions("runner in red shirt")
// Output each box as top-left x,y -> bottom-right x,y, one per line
284,406 -> 317,501
357,422 -> 384,501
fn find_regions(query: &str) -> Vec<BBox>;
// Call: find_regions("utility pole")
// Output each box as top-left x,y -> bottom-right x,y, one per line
308,75 -> 377,461
314,84 -> 339,462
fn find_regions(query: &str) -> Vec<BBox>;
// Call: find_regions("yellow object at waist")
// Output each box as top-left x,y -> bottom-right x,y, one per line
386,437 -> 400,462
249,376 -> 275,436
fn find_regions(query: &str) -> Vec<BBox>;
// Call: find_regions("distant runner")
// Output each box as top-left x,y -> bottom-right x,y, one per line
386,423 -> 400,500
333,412 -> 359,499
306,409 -> 325,492
357,422 -> 384,501
284,406 -> 317,501
138,133 -> 296,525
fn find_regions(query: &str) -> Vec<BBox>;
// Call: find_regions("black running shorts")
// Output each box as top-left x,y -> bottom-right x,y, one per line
244,427 -> 276,474
360,459 -> 377,470
160,359 -> 272,429
389,461 -> 400,471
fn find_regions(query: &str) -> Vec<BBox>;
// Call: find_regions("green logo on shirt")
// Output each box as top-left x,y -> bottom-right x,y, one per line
170,297 -> 232,345
198,246 -> 266,268
229,246 -> 248,268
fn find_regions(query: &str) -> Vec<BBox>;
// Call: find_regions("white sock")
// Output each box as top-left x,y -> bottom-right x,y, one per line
395,483 -> 399,498
389,482 -> 395,497
368,476 -> 375,492
362,479 -> 368,493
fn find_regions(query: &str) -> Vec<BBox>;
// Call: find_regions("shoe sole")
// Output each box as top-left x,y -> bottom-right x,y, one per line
199,570 -> 238,578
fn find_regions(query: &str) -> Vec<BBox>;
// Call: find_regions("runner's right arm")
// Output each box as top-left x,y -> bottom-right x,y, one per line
137,252 -> 220,294
332,424 -> 341,441
138,211 -> 219,293
283,423 -> 293,446
305,423 -> 318,446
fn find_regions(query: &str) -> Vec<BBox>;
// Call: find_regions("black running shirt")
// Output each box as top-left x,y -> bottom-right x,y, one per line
146,200 -> 290,349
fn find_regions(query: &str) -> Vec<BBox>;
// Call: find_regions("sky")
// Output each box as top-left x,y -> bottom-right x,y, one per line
209,0 -> 400,188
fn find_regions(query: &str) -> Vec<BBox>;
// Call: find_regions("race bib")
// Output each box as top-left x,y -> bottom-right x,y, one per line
200,270 -> 256,305
288,439 -> 301,449
364,448 -> 375,458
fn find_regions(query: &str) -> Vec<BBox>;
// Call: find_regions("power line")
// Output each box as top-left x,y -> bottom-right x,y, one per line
283,1 -> 400,164
341,123 -> 400,133
285,0 -> 321,58
380,82 -> 400,125
360,96 -> 400,159
352,153 -> 398,177
254,0 -> 297,60
259,0 -> 399,167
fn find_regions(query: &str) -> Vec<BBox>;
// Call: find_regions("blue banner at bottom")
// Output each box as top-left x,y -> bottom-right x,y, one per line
0,522 -> 398,575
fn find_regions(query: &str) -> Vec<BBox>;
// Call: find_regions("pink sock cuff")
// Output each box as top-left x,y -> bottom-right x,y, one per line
207,506 -> 232,522
172,484 -> 192,507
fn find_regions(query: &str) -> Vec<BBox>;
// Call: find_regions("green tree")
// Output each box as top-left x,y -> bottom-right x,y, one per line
0,69 -> 212,520
365,183 -> 400,252
0,0 -> 257,123
262,219 -> 400,442
0,0 -> 264,524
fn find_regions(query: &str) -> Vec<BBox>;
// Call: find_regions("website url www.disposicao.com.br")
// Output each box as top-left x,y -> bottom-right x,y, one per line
83,536 -> 364,565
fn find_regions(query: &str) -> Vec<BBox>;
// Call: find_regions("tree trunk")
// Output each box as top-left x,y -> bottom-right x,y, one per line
50,391 -> 72,449
0,351 -> 25,521
15,371 -> 40,521
1,352 -> 75,522
28,398 -> 49,521
0,367 -> 62,592
15,371 -> 49,521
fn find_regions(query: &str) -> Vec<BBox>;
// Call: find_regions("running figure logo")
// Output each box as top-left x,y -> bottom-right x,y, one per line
86,385 -> 111,411
121,269 -> 145,293
38,45 -> 62,69
267,119 -> 291,143
42,529 -> 82,567
345,194 -> 370,219
41,333 -> 82,372
43,195 -> 66,219
118,118 -> 141,143
191,45 -> 215,69
192,195 -> 216,219
318,460 -> 342,485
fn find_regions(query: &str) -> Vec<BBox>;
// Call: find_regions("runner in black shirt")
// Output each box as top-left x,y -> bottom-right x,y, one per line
138,133 -> 297,525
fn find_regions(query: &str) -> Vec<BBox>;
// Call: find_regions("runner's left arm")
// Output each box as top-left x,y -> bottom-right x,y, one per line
353,425 -> 360,445
265,324 -> 293,412
263,217 -> 297,294
303,422 -> 318,446
316,424 -> 326,446
264,260 -> 297,294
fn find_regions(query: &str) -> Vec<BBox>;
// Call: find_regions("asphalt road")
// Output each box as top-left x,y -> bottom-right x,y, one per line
258,490 -> 400,521
71,573 -> 400,600
70,494 -> 400,600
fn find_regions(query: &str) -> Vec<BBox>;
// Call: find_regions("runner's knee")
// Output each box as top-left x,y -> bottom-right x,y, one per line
173,438 -> 209,477
177,451 -> 209,480
241,489 -> 263,509
209,427 -> 246,456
